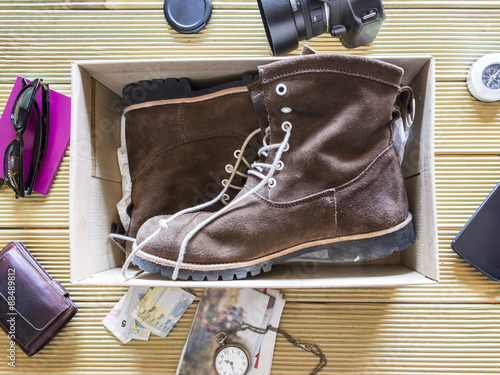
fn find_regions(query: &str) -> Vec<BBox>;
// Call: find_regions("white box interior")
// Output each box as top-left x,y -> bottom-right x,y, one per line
70,55 -> 438,288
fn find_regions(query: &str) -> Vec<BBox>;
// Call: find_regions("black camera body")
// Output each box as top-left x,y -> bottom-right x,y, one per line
257,0 -> 386,56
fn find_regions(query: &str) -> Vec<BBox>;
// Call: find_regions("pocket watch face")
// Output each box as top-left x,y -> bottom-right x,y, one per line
214,344 -> 250,375
481,63 -> 500,90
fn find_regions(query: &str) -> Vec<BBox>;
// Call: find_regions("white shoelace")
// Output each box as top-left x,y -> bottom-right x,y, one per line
112,127 -> 262,279
172,121 -> 292,280
113,123 -> 291,280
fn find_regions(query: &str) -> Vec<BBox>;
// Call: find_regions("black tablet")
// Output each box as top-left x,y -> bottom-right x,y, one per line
451,182 -> 500,281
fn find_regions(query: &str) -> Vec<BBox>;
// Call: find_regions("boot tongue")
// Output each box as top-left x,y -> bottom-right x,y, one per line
237,79 -> 271,191
247,80 -> 269,136
300,45 -> 318,55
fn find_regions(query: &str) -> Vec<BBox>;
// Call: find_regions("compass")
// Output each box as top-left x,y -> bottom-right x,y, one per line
467,53 -> 500,102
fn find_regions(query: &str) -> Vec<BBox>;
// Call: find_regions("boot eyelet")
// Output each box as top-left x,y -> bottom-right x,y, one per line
276,84 -> 287,96
276,161 -> 284,170
281,107 -> 292,114
283,143 -> 290,152
222,179 -> 229,187
234,149 -> 241,158
222,193 -> 230,202
281,121 -> 292,131
268,178 -> 277,188
225,164 -> 233,173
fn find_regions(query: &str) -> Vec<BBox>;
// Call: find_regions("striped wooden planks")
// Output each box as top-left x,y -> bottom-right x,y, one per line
0,9 -> 498,82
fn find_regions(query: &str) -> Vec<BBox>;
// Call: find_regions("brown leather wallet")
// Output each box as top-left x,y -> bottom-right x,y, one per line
0,241 -> 78,356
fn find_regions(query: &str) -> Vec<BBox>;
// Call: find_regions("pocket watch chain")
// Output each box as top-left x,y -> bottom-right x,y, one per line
218,323 -> 327,375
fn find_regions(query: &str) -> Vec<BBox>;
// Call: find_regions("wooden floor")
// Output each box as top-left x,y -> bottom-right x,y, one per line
1,1 -> 500,374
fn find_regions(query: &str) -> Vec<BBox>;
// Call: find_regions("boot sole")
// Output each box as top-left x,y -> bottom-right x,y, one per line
132,214 -> 415,281
122,74 -> 256,107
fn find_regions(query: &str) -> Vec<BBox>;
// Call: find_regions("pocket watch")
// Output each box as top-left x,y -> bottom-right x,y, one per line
214,332 -> 250,375
467,53 -> 500,102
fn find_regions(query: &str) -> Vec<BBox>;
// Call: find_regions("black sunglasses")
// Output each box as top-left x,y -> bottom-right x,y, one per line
2,78 -> 49,198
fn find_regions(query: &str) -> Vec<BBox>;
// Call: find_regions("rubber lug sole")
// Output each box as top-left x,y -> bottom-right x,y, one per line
327,220 -> 416,262
132,220 -> 416,281
122,74 -> 257,107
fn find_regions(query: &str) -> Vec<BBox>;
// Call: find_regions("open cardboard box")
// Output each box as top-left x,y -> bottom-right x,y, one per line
70,55 -> 438,288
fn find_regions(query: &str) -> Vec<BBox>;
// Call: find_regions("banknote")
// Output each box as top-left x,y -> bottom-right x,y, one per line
132,287 -> 195,338
128,319 -> 151,341
102,294 -> 132,344
117,286 -> 151,340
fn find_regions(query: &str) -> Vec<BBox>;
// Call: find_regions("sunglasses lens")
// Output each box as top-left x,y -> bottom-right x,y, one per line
3,142 -> 22,196
12,85 -> 36,129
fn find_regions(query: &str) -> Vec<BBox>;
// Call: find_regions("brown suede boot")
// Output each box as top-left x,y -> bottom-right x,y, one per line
123,79 -> 261,244
131,53 -> 415,281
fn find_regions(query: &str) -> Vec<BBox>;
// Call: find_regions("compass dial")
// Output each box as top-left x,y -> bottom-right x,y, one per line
467,54 -> 500,102
481,63 -> 500,90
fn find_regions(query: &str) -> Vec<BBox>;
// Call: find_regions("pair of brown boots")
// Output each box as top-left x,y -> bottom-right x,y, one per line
122,51 -> 415,281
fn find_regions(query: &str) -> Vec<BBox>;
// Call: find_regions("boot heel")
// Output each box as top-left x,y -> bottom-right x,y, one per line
327,221 -> 415,262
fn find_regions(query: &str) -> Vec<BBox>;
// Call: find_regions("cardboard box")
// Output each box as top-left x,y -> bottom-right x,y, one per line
70,55 -> 437,288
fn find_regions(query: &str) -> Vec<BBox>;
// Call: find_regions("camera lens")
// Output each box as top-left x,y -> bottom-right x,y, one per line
257,0 -> 328,56
257,0 -> 298,56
